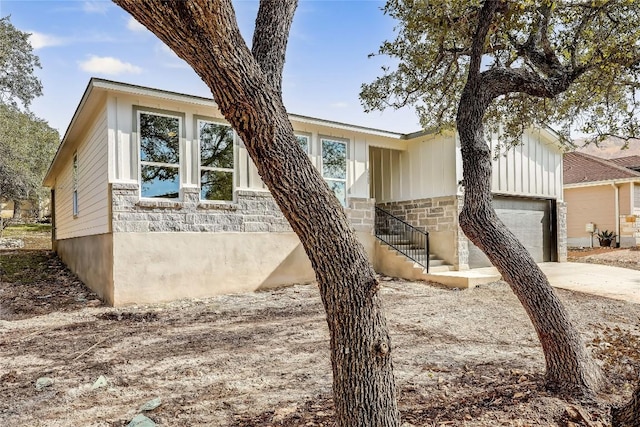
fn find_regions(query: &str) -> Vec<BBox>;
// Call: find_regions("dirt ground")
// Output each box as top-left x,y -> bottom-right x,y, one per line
568,246 -> 640,271
1,244 -> 640,426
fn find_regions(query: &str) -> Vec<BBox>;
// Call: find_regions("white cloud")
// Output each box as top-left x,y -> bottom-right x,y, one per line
79,55 -> 143,75
82,1 -> 109,14
330,102 -> 349,109
29,31 -> 65,49
126,17 -> 147,33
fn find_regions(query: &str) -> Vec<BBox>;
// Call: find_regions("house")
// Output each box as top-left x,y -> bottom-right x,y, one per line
563,152 -> 640,248
44,78 -> 567,305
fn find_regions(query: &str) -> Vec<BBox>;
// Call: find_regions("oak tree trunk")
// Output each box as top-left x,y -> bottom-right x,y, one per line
112,1 -> 400,425
456,1 -> 602,397
12,200 -> 21,220
612,382 -> 640,427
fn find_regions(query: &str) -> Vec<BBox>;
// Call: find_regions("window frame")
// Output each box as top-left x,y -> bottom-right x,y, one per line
196,118 -> 236,203
320,136 -> 348,207
295,133 -> 311,155
135,108 -> 184,200
72,152 -> 79,217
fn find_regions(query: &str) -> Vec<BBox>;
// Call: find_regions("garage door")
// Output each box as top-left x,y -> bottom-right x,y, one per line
468,197 -> 554,268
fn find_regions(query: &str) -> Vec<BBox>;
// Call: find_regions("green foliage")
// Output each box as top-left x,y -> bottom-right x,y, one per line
0,16 -> 43,109
596,229 -> 616,240
0,103 -> 60,203
0,16 -> 56,209
361,0 -> 640,147
4,223 -> 52,233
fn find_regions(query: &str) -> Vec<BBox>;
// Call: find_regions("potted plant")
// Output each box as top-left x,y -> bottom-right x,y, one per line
597,229 -> 616,247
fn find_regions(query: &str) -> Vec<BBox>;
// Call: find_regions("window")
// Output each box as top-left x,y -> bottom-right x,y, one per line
72,153 -> 78,216
139,111 -> 181,199
321,138 -> 347,206
198,120 -> 234,201
296,134 -> 310,154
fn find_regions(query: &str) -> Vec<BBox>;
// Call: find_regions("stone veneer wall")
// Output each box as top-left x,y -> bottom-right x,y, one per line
379,196 -> 568,267
110,183 -> 374,234
345,197 -> 375,233
377,196 -> 465,269
556,201 -> 568,262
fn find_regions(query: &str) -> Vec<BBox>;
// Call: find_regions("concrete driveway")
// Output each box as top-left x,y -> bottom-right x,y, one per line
427,262 -> 640,303
538,262 -> 640,304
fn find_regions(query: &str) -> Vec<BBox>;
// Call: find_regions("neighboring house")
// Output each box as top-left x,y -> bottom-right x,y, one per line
44,78 -> 567,305
610,155 -> 640,173
563,152 -> 640,247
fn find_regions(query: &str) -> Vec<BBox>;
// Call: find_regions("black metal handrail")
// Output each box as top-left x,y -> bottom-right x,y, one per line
374,206 -> 430,272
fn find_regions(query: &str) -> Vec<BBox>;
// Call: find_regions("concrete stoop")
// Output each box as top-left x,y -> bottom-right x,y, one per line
422,268 -> 502,289
375,240 -> 502,289
375,241 -> 452,280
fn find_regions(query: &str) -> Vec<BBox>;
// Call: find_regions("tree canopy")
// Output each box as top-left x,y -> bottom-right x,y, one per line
0,16 -> 43,109
0,103 -> 59,204
361,0 -> 640,147
0,16 -> 58,209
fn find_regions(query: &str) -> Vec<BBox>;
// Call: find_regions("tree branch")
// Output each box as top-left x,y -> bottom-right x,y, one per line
251,0 -> 298,94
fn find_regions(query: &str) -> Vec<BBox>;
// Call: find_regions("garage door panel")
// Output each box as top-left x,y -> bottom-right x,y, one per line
468,198 -> 551,268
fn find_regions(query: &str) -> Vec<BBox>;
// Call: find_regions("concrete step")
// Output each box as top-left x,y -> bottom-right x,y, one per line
424,264 -> 454,273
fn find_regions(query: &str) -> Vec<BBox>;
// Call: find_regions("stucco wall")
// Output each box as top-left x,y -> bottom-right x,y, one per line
564,185 -> 616,247
106,183 -> 378,305
56,233 -> 114,304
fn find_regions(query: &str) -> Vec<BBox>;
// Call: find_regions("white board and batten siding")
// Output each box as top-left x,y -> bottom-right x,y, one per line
370,132 -> 459,203
55,105 -> 110,240
238,118 -> 404,199
489,129 -> 563,199
107,92 -> 225,185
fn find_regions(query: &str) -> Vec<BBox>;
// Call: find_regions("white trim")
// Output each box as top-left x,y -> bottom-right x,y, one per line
137,109 -> 183,201
564,178 -> 640,189
72,152 -> 79,217
196,118 -> 235,203
321,137 -> 348,206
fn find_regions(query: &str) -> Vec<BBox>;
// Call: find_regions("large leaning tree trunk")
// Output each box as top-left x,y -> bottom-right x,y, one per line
456,1 -> 601,396
112,1 -> 400,425
612,383 -> 640,427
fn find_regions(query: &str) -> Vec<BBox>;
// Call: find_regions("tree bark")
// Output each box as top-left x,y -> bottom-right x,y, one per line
112,1 -> 400,425
455,0 -> 601,397
612,383 -> 640,426
12,200 -> 21,221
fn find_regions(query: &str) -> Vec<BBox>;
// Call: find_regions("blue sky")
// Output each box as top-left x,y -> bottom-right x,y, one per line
1,0 -> 422,136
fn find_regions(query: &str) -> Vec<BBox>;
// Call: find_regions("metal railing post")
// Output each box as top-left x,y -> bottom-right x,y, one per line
374,206 -> 430,270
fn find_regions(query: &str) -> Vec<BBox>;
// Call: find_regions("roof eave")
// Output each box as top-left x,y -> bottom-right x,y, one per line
563,177 -> 640,188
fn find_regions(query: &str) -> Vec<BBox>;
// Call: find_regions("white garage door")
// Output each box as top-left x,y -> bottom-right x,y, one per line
468,197 -> 554,268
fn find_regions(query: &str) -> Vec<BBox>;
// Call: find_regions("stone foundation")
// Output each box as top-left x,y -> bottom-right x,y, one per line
557,202 -> 568,261
111,183 -> 373,234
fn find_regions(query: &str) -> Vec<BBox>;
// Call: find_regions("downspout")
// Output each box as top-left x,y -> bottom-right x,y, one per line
611,183 -> 620,247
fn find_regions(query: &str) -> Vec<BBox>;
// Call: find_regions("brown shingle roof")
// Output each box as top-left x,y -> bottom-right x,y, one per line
563,152 -> 640,184
609,155 -> 640,169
